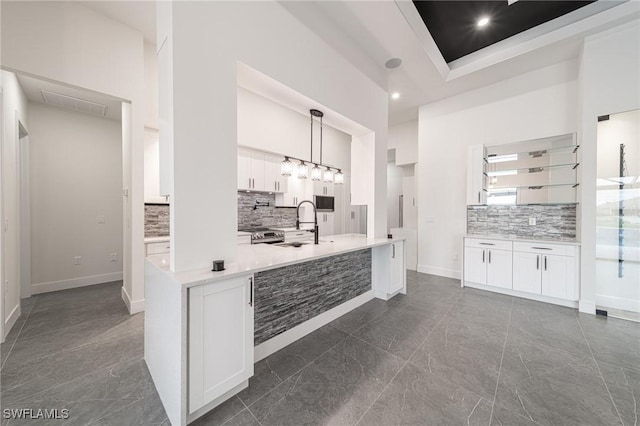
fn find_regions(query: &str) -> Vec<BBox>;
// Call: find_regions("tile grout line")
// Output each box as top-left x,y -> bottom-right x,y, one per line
238,396 -> 264,426
488,297 -> 514,425
1,296 -> 38,371
242,332 -> 351,412
574,311 -> 625,426
353,292 -> 464,426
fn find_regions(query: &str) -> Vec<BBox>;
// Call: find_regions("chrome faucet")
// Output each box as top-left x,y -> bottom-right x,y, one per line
295,200 -> 319,245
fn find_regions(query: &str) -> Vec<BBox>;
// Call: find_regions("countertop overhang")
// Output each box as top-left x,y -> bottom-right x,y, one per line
146,234 -> 404,288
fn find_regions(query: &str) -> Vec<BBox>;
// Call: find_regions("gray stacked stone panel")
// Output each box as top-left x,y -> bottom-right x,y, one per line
144,204 -> 170,237
253,249 -> 371,345
467,204 -> 577,241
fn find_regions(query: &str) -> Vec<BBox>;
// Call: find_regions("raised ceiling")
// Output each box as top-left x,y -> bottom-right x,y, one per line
413,1 -> 595,63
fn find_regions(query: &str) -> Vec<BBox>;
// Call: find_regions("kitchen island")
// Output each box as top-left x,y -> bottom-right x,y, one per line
144,234 -> 406,425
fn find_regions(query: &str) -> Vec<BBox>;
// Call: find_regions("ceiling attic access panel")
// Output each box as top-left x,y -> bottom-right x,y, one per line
412,0 -> 595,63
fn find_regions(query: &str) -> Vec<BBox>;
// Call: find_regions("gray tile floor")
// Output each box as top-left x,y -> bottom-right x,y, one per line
1,273 -> 638,425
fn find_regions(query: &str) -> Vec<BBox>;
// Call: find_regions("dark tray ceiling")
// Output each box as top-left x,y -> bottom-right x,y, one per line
413,0 -> 595,63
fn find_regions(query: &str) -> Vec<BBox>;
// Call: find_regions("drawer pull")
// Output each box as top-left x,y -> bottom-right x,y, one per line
531,247 -> 552,250
479,242 -> 495,246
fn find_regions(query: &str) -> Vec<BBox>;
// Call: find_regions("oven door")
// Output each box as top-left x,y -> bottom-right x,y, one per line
314,195 -> 335,212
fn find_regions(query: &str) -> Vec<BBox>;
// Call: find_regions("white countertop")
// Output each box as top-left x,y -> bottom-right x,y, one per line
144,236 -> 170,243
465,234 -> 581,246
269,226 -> 315,232
146,233 -> 404,288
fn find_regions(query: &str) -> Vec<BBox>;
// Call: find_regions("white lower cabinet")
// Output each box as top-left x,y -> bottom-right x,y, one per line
390,242 -> 405,294
513,252 -> 542,294
463,239 -> 512,289
189,275 -> 254,414
464,237 -> 579,306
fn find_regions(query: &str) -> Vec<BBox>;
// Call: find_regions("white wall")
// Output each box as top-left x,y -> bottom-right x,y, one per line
418,61 -> 578,278
1,1 -> 147,311
158,1 -> 388,275
0,71 -> 29,338
579,20 -> 640,313
144,41 -> 159,130
144,129 -> 163,203
28,104 -> 123,293
388,120 -> 418,166
237,87 -> 351,172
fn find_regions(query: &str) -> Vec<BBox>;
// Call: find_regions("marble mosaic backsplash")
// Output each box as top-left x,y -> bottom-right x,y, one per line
238,191 -> 297,230
145,204 -> 170,237
467,204 -> 577,241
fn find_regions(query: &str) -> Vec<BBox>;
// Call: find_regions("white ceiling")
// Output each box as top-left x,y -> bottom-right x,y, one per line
17,74 -> 124,121
71,0 -> 639,125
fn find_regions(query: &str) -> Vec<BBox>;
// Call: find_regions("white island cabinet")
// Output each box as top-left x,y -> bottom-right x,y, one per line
189,275 -> 254,415
145,234 -> 406,426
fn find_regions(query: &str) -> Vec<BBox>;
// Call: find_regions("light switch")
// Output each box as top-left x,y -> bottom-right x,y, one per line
97,215 -> 106,224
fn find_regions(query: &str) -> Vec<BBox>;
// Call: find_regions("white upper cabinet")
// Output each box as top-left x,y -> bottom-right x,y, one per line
238,148 -> 266,191
313,180 -> 334,196
264,154 -> 287,193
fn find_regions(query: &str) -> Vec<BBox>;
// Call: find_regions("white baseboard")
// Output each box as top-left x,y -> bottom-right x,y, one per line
254,290 -> 374,362
31,272 -> 123,294
4,303 -> 21,339
121,286 -> 145,314
464,281 -> 578,309
579,299 -> 597,314
417,264 -> 461,280
595,294 -> 640,314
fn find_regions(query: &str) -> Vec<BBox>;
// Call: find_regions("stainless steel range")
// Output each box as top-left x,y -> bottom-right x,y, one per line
241,228 -> 285,244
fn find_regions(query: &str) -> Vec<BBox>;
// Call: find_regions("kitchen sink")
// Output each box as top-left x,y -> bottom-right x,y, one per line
274,241 -> 311,247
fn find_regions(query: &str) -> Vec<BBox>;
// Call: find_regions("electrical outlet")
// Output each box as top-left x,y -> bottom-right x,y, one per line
110,253 -> 118,262
529,217 -> 536,226
97,215 -> 106,224
74,256 -> 82,265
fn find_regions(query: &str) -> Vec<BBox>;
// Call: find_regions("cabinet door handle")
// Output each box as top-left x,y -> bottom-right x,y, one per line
478,191 -> 481,203
278,181 -> 280,191
392,244 -> 396,258
482,250 -> 485,263
488,250 -> 491,264
544,256 -> 547,271
413,198 -> 415,207
249,277 -> 253,306
248,178 -> 251,188
536,255 -> 540,270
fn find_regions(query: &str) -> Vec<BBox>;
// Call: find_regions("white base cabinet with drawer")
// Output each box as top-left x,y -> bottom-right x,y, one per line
188,275 -> 254,415
146,241 -> 171,256
463,237 -> 580,308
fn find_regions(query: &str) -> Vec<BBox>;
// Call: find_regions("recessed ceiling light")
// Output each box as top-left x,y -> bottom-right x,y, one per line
477,16 -> 490,28
385,58 -> 402,69
391,92 -> 400,100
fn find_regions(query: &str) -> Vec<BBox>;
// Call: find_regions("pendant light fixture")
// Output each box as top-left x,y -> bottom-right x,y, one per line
323,166 -> 333,183
311,163 -> 322,181
280,156 -> 293,176
297,160 -> 308,179
279,108 -> 343,184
